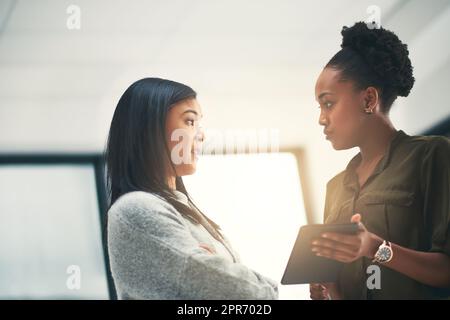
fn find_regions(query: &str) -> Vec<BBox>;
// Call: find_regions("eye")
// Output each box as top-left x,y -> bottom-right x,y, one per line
186,119 -> 195,126
319,101 -> 334,110
325,102 -> 333,109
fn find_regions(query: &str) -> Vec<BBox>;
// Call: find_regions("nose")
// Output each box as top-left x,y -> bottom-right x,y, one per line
318,109 -> 328,127
196,126 -> 205,142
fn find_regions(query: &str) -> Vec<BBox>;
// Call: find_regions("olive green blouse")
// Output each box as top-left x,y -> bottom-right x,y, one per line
324,130 -> 450,299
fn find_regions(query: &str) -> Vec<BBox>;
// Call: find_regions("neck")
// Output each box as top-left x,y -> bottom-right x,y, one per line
358,117 -> 397,165
167,175 -> 176,190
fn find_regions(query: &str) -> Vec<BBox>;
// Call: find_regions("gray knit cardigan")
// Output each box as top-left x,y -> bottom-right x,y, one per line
107,191 -> 279,299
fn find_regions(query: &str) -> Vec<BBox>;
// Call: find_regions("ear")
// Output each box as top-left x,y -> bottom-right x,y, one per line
363,87 -> 380,113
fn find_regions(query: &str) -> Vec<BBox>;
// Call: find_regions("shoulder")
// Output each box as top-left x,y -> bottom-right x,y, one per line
108,191 -> 185,231
110,191 -> 173,213
402,135 -> 450,168
326,170 -> 346,191
402,134 -> 450,154
413,136 -> 450,174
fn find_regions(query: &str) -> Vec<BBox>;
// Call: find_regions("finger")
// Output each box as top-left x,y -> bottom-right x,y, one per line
310,288 -> 325,296
311,284 -> 326,291
310,291 -> 326,300
311,239 -> 358,255
310,293 -> 328,300
320,232 -> 361,246
322,282 -> 335,289
351,213 -> 361,224
313,246 -> 357,262
351,213 -> 367,231
313,244 -> 348,255
310,293 -> 325,300
310,288 -> 328,300
316,250 -> 356,263
312,244 -> 357,258
199,243 -> 216,254
310,284 -> 326,295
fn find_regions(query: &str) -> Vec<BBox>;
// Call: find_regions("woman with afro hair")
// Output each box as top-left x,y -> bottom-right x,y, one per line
310,22 -> 450,299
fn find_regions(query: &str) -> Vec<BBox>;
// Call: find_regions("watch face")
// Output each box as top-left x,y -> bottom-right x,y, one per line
377,246 -> 392,261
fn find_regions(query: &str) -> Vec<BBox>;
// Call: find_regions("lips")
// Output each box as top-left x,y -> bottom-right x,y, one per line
323,130 -> 333,140
191,148 -> 201,159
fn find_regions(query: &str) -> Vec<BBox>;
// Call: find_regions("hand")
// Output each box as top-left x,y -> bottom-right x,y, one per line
310,283 -> 341,300
310,283 -> 331,300
311,214 -> 383,263
199,243 -> 216,254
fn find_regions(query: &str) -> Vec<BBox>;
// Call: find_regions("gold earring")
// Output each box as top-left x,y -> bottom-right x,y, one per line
364,105 -> 374,114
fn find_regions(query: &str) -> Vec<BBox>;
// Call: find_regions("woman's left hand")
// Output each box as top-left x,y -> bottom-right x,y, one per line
311,214 -> 383,263
199,243 -> 216,254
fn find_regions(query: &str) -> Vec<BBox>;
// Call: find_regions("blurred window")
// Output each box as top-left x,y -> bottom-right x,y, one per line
0,156 -> 111,299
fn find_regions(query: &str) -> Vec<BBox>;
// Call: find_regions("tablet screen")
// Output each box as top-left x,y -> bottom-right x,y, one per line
281,223 -> 359,284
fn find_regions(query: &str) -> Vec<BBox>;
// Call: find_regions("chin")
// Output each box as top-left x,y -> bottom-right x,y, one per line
176,163 -> 197,177
330,138 -> 352,151
331,143 -> 345,150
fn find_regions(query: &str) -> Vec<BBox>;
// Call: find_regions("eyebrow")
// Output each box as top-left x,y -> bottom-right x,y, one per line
182,109 -> 202,117
318,92 -> 334,100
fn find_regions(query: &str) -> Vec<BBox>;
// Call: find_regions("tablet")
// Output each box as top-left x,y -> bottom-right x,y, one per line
281,223 -> 359,285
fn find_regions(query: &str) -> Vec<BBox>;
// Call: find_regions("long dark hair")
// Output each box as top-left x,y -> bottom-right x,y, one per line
105,77 -> 222,239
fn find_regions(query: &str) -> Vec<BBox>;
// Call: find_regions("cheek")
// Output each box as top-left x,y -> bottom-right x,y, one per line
165,123 -> 177,150
169,129 -> 197,175
334,109 -> 355,131
336,99 -> 364,129
330,104 -> 364,147
166,126 -> 196,152
179,131 -> 195,153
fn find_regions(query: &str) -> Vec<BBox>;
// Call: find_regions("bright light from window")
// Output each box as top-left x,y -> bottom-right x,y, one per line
0,165 -> 109,299
184,152 -> 310,300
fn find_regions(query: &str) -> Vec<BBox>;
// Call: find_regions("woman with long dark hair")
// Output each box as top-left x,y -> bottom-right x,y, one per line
310,22 -> 450,299
105,78 -> 278,299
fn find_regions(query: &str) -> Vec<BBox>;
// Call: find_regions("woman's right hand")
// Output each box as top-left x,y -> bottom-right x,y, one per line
309,283 -> 340,300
